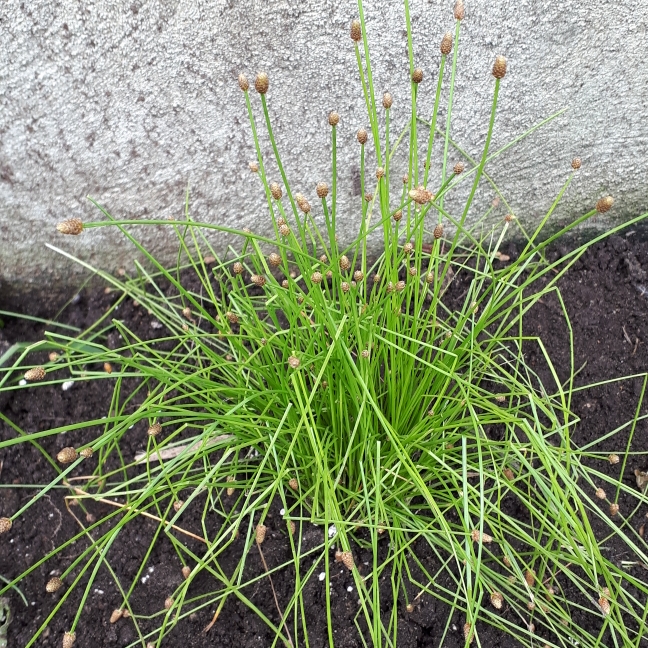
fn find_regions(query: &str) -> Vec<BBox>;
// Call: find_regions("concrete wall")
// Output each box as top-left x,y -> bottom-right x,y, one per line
1,0 -> 647,290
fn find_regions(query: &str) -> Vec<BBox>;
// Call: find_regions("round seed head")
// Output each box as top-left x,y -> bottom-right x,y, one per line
164,596 -> 174,610
173,500 -> 183,512
339,255 -> 351,271
249,161 -> 259,173
403,241 -> 414,254
233,262 -> 244,275
279,224 -> 291,237
454,0 -> 465,20
609,502 -> 619,516
409,187 -> 434,204
433,223 -> 444,239
288,477 -> 299,491
226,311 -> 239,324
504,213 -> 515,223
393,210 -> 402,222
453,161 -> 465,174
340,550 -> 354,570
357,128 -> 368,144
251,274 -> 266,287
319,254 -> 328,263
182,565 -> 191,580
395,280 -> 406,292
386,282 -> 394,294
103,362 -> 112,374
287,356 -> 300,369
0,517 -> 12,535
49,351 -> 60,362
268,253 -> 282,267
463,622 -> 473,643
411,68 -> 423,84
490,591 -> 504,609
256,523 -> 267,544
315,182 -> 330,198
353,270 -> 364,282
110,608 -> 124,623
79,447 -> 93,459
382,92 -> 393,109
57,447 -> 78,464
608,453 -> 620,464
364,192 -> 373,202
148,422 -> 162,437
595,487 -> 606,500
440,32 -> 453,55
426,273 -> 435,284
350,19 -> 362,42
328,111 -> 340,126
376,167 -> 385,179
311,271 -> 323,284
492,55 -> 507,79
525,569 -> 536,587
63,631 -> 76,648
281,279 -> 289,289
361,349 -> 370,358
270,182 -> 283,200
238,73 -> 249,91
402,174 -> 409,185
596,196 -> 614,213
406,603 -> 414,613
46,576 -> 63,593
24,367 -> 46,382
254,72 -> 269,94
503,554 -> 512,567
527,600 -> 536,611
571,157 -> 582,170
182,307 -> 192,320
341,281 -> 350,293
57,218 -> 84,235
373,274 -> 381,283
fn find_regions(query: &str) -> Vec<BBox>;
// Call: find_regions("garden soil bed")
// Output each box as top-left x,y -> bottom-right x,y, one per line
1,232 -> 647,647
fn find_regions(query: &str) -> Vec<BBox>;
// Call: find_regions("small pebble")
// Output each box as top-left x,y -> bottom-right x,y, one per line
62,381 -> 75,391
318,572 -> 326,581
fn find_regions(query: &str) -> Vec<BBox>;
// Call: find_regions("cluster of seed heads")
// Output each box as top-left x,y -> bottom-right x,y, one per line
46,577 -> 63,593
596,196 -> 614,213
57,447 -> 78,464
62,631 -> 76,648
316,182 -> 329,198
411,68 -> 423,84
357,128 -> 368,144
440,32 -> 453,55
433,223 -> 444,239
571,157 -> 582,170
148,422 -> 162,437
328,111 -> 340,127
453,162 -> 465,174
393,210 -> 402,222
454,0 -> 465,20
238,73 -> 249,91
268,252 -> 281,267
0,517 -> 12,534
279,223 -> 291,236
409,187 -> 434,204
226,311 -> 239,324
492,55 -> 507,79
24,367 -> 46,382
251,274 -> 266,287
255,72 -> 269,94
57,218 -> 84,235
287,355 -> 300,369
270,182 -> 283,199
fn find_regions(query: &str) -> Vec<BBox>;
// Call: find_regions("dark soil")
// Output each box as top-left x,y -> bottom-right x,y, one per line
1,233 -> 647,648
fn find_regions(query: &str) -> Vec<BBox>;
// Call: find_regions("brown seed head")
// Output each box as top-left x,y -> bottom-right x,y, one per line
267,253 -> 281,268
0,517 -> 12,535
433,223 -> 444,239
57,447 -> 78,464
182,307 -> 192,320
279,224 -> 291,237
80,447 -> 93,459
339,255 -> 351,271
110,608 -> 124,623
599,595 -> 610,615
609,502 -> 619,516
403,242 -> 414,255
525,569 -> 536,587
270,182 -> 283,200
441,32 -> 453,55
57,218 -> 84,235
238,73 -> 249,91
313,182 -> 329,199
453,161 -> 465,175
353,270 -> 364,282
311,271 -> 323,284
357,128 -> 368,145
256,523 -> 267,544
287,355 -> 300,369
46,576 -> 63,593
409,187 -> 434,204
361,349 -> 370,358
289,520 -> 296,535
463,622 -> 473,643
249,161 -> 259,173
251,274 -> 266,287
103,362 -> 112,374
164,596 -> 174,610
319,254 -> 328,263
299,198 -> 312,213
148,422 -> 162,437
382,92 -> 393,109
341,281 -> 350,293
492,55 -> 507,79
328,111 -> 340,126
182,565 -> 191,580
254,72 -> 269,94
364,192 -> 373,202
426,273 -> 435,284
350,19 -> 362,42
49,351 -> 60,362
411,67 -> 423,84
340,551 -> 354,570
402,174 -> 409,185
393,210 -> 403,222
173,500 -> 183,512
503,554 -> 512,567
63,631 -> 76,648
571,157 -> 582,170
24,367 -> 46,382
608,453 -> 620,464
504,213 -> 515,223
226,311 -> 240,325
373,274 -> 381,283
454,0 -> 465,20
376,167 -> 385,179
490,591 -> 504,609
233,262 -> 244,275
527,600 -> 536,611
281,279 -> 289,289
595,487 -> 606,500
395,280 -> 406,292
288,477 -> 299,491
471,529 -> 493,543
596,196 -> 614,213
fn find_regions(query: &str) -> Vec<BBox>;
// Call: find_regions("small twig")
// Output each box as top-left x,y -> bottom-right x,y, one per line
622,325 -> 633,345
633,338 -> 640,356
134,434 -> 233,463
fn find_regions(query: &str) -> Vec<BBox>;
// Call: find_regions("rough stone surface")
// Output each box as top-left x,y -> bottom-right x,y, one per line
1,0 -> 647,289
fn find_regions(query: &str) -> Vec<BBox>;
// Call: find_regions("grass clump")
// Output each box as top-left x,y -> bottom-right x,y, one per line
2,2 -> 648,647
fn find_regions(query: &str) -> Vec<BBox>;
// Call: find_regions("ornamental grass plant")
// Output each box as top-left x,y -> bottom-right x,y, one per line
1,1 -> 648,647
